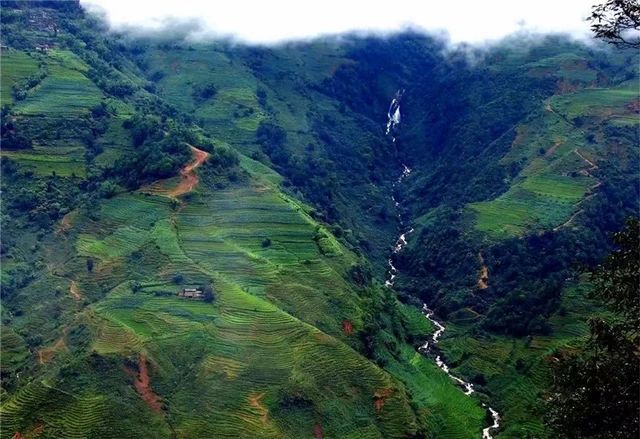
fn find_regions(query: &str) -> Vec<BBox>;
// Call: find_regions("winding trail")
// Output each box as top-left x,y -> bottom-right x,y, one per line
552,148 -> 601,232
141,145 -> 210,199
169,145 -> 210,198
383,92 -> 501,438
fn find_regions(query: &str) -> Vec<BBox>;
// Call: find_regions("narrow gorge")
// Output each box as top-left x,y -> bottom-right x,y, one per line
383,92 -> 501,439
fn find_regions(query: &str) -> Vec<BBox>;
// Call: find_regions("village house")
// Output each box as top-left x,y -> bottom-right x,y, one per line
177,288 -> 204,299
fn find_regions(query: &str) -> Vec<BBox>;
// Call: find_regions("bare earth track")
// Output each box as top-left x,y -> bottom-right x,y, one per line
141,145 -> 210,199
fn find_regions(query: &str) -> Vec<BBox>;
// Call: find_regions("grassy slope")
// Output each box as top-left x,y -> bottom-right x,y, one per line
0,156 -> 486,438
1,49 -> 103,177
469,81 -> 638,239
0,50 -> 39,104
142,44 -> 400,267
0,39 -> 486,438
439,283 -> 598,438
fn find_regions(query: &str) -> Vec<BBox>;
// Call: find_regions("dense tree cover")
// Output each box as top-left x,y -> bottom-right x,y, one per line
254,120 -> 342,221
236,33 -> 640,341
1,107 -> 32,150
1,157 -> 82,230
110,115 -> 192,188
192,82 -> 217,102
395,157 -> 639,336
547,218 -> 640,438
335,37 -> 638,337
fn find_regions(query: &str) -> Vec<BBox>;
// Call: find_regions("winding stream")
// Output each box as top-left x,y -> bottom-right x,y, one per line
383,92 -> 501,438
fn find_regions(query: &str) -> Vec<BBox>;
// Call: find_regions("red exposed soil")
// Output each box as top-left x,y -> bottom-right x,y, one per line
556,79 -> 579,94
545,140 -> 563,157
313,423 -> 324,439
248,392 -> 269,424
373,388 -> 394,413
129,355 -> 163,413
32,423 -> 45,436
57,210 -> 75,234
37,335 -> 67,365
168,146 -> 210,198
477,252 -> 489,290
9,422 -> 44,439
141,145 -> 209,199
341,320 -> 353,335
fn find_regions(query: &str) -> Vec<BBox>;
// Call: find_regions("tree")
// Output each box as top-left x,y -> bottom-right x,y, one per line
588,0 -> 640,48
547,218 -> 640,438
202,283 -> 215,303
86,258 -> 94,273
192,83 -> 217,102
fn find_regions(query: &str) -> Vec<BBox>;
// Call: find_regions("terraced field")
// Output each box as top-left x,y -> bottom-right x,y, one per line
0,50 -> 39,104
1,144 -> 86,177
438,282 -> 597,438
69,187 -> 416,437
468,82 -> 638,239
14,58 -> 102,117
1,49 -> 106,178
0,150 -> 488,438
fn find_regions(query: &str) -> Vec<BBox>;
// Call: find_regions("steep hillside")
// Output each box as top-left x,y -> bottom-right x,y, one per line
1,2 -> 638,439
0,3 -> 488,439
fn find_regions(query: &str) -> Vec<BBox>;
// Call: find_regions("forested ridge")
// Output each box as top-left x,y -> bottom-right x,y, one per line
0,1 -> 638,438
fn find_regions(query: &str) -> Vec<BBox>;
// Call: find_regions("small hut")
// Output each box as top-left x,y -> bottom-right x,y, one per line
178,288 -> 204,299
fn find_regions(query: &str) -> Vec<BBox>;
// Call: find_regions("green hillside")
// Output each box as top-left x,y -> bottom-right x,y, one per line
0,3 -> 487,438
0,2 -> 638,439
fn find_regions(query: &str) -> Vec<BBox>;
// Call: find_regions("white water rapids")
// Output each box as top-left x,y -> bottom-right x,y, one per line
383,92 -> 501,438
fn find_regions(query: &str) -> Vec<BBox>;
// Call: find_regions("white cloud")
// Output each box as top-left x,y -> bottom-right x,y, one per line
80,0 -> 595,45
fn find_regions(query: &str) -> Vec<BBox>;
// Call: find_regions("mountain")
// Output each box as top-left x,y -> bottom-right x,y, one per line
0,2 -> 638,438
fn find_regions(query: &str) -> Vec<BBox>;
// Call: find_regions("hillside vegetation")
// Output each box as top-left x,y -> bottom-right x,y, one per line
0,3 -> 486,438
0,2 -> 638,438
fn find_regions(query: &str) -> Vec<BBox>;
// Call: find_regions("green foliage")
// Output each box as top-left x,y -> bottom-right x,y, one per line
111,116 -> 192,188
192,82 -> 217,102
547,219 -> 640,438
1,4 -> 638,439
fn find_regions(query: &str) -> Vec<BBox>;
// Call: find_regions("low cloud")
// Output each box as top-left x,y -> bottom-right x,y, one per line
81,0 -> 595,45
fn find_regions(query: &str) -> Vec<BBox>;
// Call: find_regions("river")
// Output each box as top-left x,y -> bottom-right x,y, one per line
384,92 -> 501,439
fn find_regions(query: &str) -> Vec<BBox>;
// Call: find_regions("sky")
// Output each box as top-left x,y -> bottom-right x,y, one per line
81,0 -> 596,45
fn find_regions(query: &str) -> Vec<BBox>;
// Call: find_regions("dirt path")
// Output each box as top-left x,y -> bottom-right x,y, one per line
574,148 -> 598,174
69,280 -> 82,301
168,146 -> 210,198
553,149 -> 601,232
477,252 -> 489,290
141,145 -> 210,199
131,355 -> 163,413
37,335 -> 67,365
545,140 -> 562,157
248,392 -> 269,424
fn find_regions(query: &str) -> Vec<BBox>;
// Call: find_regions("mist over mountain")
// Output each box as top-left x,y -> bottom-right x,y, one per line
82,0 -> 595,45
0,1 -> 638,438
